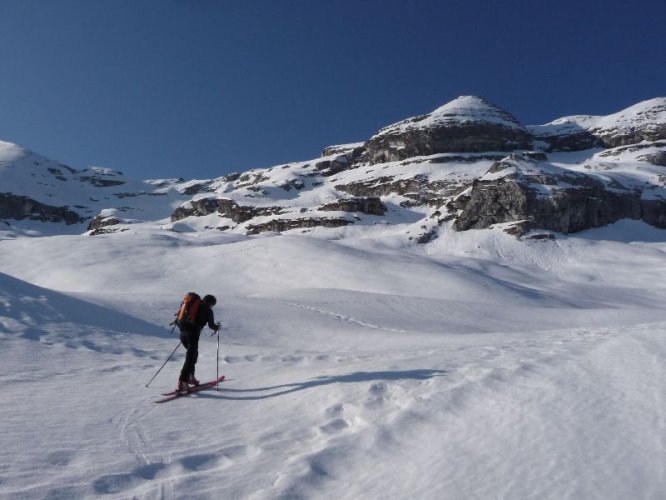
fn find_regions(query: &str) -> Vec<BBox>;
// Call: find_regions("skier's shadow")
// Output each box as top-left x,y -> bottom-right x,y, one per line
197,369 -> 448,401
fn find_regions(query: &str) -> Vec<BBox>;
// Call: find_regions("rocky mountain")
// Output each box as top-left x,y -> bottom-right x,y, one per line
1,96 -> 665,241
365,96 -> 533,163
529,98 -> 666,151
0,139 -> 195,235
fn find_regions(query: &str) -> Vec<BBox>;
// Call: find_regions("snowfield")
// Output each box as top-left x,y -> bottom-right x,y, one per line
2,220 -> 666,499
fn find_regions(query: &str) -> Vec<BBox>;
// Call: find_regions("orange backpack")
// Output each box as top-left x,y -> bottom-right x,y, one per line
175,292 -> 201,329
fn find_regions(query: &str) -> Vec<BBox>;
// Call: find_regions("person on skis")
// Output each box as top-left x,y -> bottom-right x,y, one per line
177,294 -> 219,391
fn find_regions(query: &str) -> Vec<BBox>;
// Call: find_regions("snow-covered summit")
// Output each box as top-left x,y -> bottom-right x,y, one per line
589,97 -> 666,139
529,97 -> 666,148
0,139 -> 28,162
375,96 -> 526,137
364,96 -> 532,164
428,95 -> 525,128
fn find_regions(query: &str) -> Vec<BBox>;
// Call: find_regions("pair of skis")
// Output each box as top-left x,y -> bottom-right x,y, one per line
155,375 -> 225,403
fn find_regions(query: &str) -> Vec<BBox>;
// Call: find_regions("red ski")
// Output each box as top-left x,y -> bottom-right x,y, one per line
155,375 -> 225,403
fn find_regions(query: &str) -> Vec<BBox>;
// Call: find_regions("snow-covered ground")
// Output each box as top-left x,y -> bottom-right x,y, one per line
2,220 -> 666,499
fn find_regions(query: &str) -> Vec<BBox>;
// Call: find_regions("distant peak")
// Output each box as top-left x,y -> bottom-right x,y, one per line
529,96 -> 666,140
430,96 -> 523,126
433,95 -> 495,112
0,139 -> 27,158
375,95 -> 525,138
599,97 -> 666,125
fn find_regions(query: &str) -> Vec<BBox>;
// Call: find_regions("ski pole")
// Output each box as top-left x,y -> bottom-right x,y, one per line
145,342 -> 181,387
216,328 -> 220,390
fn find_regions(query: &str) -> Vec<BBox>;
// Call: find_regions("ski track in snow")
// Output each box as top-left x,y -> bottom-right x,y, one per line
2,313 -> 666,498
96,322 -> 642,499
238,326 -> 618,499
2,227 -> 666,498
267,298 -> 409,333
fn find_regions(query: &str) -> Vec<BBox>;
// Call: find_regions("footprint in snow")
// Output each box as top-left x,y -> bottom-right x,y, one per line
319,418 -> 351,435
224,354 -> 259,364
221,444 -> 253,460
93,462 -> 167,495
364,382 -> 389,409
179,453 -> 224,472
46,450 -> 76,466
325,403 -> 346,417
43,485 -> 79,500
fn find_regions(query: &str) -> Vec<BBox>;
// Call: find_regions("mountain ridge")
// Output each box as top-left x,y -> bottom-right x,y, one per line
1,96 -> 665,240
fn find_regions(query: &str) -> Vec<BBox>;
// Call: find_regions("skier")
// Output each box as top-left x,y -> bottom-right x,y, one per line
177,294 -> 220,391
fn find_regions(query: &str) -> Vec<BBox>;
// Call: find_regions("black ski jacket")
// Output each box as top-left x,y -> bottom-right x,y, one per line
182,302 -> 217,334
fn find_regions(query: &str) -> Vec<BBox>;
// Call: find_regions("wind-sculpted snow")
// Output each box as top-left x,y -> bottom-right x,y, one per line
0,271 -> 166,350
2,220 -> 666,498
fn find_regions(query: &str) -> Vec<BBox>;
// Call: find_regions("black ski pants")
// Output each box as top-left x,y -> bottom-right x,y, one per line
179,327 -> 201,381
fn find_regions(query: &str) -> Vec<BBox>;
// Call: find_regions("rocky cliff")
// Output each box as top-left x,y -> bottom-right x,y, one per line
365,96 -> 533,163
451,154 -> 666,236
1,97 -> 665,241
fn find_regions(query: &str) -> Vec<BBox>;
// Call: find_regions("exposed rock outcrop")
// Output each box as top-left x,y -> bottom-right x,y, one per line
530,127 -> 601,152
171,198 -> 284,224
320,197 -> 387,216
365,96 -> 532,164
0,193 -> 82,225
246,217 -> 351,235
321,143 -> 366,162
315,154 -> 357,177
530,98 -> 666,152
452,155 -> 665,236
87,213 -> 122,232
171,198 -> 217,220
75,167 -> 127,187
638,151 -> 666,167
335,175 -> 463,208
181,181 -> 215,196
277,178 -> 305,191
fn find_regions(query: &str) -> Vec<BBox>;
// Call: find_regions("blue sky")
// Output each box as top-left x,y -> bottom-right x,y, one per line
0,0 -> 663,180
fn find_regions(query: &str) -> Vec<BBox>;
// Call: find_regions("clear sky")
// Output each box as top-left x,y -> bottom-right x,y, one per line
0,0 -> 663,180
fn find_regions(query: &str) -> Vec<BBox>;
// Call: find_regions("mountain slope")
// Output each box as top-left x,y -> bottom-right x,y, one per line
529,97 -> 666,150
0,139 -> 192,236
2,96 -> 665,241
2,222 -> 666,499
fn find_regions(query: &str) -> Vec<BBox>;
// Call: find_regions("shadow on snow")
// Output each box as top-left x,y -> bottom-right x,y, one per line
198,369 -> 448,400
